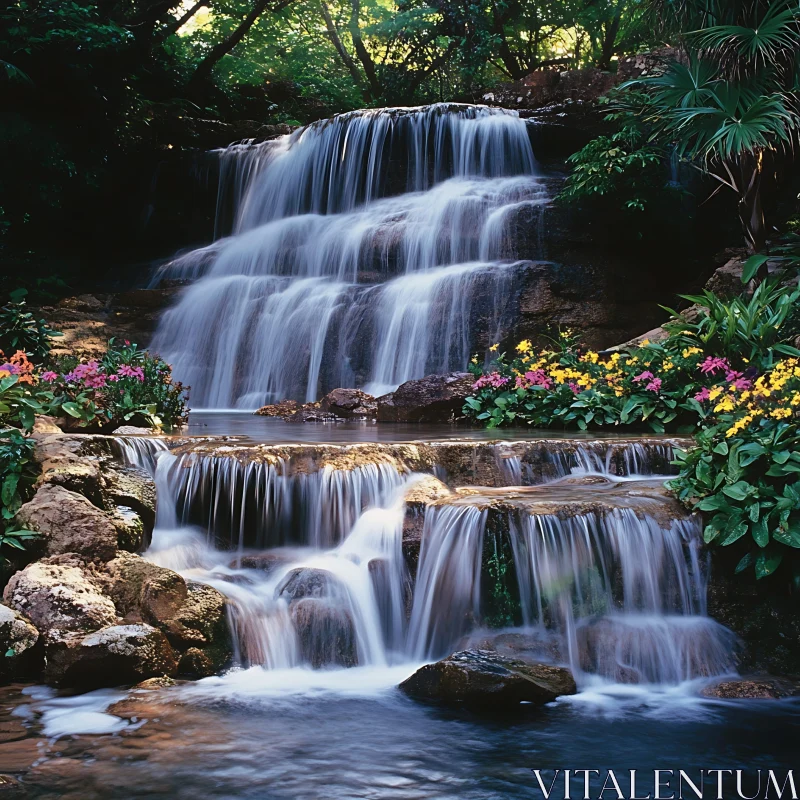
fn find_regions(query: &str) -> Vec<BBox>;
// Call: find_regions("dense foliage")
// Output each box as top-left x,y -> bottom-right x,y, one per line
465,275 -> 800,579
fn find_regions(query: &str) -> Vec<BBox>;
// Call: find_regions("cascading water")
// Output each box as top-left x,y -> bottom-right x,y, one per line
117,436 -> 738,689
150,105 -> 546,407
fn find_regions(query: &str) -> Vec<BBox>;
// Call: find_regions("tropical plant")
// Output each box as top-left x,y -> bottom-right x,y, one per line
620,0 -> 800,253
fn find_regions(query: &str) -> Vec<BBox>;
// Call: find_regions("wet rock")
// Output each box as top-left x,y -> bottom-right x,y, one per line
404,475 -> 452,505
15,484 -> 118,562
135,675 -> 178,689
100,465 -> 157,546
3,561 -> 117,635
177,647 -> 217,678
233,552 -> 293,574
377,372 -> 474,423
701,677 -> 800,699
0,604 -> 41,679
162,582 -> 230,658
109,506 -> 146,552
318,388 -> 377,419
45,623 -> 178,687
399,649 -> 576,708
255,400 -> 299,418
34,438 -> 105,505
277,568 -> 336,600
290,598 -> 357,668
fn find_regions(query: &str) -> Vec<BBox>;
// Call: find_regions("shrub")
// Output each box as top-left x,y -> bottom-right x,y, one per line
0,291 -> 62,364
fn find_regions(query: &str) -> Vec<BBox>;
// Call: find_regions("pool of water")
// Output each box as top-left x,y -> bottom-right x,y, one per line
185,411 -> 681,444
3,675 -> 798,799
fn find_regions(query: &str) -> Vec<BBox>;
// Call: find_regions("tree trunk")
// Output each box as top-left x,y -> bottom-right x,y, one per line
188,0 -> 285,88
154,0 -> 207,44
320,0 -> 367,97
349,0 -> 380,100
738,151 -> 766,255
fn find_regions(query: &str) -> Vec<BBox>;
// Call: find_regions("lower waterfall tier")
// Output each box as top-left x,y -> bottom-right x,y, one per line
107,432 -> 739,687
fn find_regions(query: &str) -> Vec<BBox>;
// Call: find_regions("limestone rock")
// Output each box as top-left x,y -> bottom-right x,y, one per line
318,388 -> 377,419
15,484 -> 118,562
290,598 -> 357,668
0,604 -> 40,679
177,647 -> 217,678
399,649 -> 577,708
99,551 -> 187,621
3,561 -> 117,635
163,581 -> 228,651
377,373 -> 474,423
45,623 -> 178,687
112,426 -> 156,436
233,552 -> 293,574
404,475 -> 452,505
32,416 -> 62,435
255,400 -> 299,418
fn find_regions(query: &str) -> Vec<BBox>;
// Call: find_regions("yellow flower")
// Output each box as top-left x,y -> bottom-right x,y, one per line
770,407 -> 793,420
515,340 -> 531,353
470,356 -> 478,364
641,339 -> 650,346
663,360 -> 674,371
582,351 -> 599,364
708,386 -> 723,401
682,347 -> 702,358
489,343 -> 499,352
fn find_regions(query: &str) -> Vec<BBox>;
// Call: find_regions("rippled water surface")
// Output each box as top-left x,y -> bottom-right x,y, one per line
2,678 -> 798,799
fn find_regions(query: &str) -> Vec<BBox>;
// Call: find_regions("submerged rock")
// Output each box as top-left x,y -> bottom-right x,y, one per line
277,568 -> 337,600
291,598 -> 357,668
45,623 -> 178,687
377,373 -> 474,423
15,484 -> 118,562
3,561 -> 117,636
399,649 -> 576,708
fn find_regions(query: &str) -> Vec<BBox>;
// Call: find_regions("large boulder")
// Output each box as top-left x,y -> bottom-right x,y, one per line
3,560 -> 117,635
701,678 -> 800,700
290,598 -> 357,668
14,484 -> 118,562
45,623 -> 179,687
318,388 -> 377,419
0,604 -> 40,679
98,551 -> 187,621
377,373 -> 474,423
399,650 -> 577,708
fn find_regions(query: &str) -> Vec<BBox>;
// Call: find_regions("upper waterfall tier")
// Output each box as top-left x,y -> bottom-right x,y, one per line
150,105 -> 547,408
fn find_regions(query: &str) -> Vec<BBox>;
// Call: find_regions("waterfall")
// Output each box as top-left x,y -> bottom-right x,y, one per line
407,505 -> 487,660
151,105 -> 546,408
508,508 -> 737,684
112,436 -> 169,474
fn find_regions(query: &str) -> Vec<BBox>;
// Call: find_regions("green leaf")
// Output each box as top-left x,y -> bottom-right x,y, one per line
735,552 -> 754,574
741,254 -> 769,283
723,481 -> 752,501
755,549 -> 783,579
720,521 -> 748,546
4,648 -> 15,658
712,441 -> 729,455
464,397 -> 482,410
60,401 -> 82,418
751,517 -> 769,547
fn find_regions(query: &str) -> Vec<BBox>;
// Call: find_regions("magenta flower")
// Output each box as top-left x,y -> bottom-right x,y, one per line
694,387 -> 711,402
107,374 -> 120,382
516,369 -> 553,390
472,371 -> 510,391
633,371 -> 654,383
41,371 -> 58,383
118,365 -> 145,381
0,363 -> 19,375
84,374 -> 107,389
568,381 -> 580,395
645,378 -> 662,393
731,377 -> 752,391
699,356 -> 730,375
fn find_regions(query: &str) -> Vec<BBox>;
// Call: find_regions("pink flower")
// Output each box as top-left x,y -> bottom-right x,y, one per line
107,374 -> 120,382
41,371 -> 58,383
515,369 -> 553,390
568,382 -> 580,395
633,371 -> 654,383
0,363 -> 19,375
699,356 -> 730,375
118,365 -> 145,382
694,387 -> 711,402
84,374 -> 107,389
645,378 -> 662,393
472,371 -> 510,391
731,377 -> 752,391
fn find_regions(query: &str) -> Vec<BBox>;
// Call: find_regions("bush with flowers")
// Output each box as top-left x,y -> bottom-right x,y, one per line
465,279 -> 800,580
